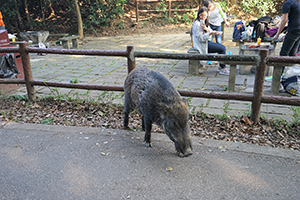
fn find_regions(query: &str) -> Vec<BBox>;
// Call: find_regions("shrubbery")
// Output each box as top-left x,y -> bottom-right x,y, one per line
0,0 -> 281,34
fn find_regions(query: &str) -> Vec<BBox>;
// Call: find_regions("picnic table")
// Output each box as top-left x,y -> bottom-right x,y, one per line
233,38 -> 282,55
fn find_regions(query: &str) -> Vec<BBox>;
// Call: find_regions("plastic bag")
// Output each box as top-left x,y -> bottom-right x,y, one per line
0,53 -> 20,78
281,65 -> 300,96
37,42 -> 47,56
241,26 -> 253,41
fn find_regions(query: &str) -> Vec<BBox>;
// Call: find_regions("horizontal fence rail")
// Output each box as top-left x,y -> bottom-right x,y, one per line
135,0 -> 198,22
0,43 -> 300,123
134,51 -> 259,63
32,80 -> 125,92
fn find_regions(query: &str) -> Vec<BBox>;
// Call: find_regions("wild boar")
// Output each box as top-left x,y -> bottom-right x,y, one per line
123,67 -> 193,157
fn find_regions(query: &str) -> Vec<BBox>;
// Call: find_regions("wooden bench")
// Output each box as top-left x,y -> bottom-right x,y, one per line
59,35 -> 80,49
187,48 -> 205,75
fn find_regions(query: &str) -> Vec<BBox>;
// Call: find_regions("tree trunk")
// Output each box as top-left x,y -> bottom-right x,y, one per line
13,0 -> 23,30
23,0 -> 32,29
74,0 -> 84,39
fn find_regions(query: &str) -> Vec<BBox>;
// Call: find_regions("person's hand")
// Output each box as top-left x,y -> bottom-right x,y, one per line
215,31 -> 222,36
225,21 -> 230,27
201,24 -> 209,32
209,30 -> 215,35
272,34 -> 279,42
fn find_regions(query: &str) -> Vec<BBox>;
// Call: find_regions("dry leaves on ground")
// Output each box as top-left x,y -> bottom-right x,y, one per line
0,97 -> 299,151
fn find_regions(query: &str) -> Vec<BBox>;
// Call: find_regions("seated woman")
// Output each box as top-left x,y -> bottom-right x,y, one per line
192,6 -> 229,75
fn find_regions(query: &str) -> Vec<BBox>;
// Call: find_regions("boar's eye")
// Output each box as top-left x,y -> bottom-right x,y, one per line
173,121 -> 179,128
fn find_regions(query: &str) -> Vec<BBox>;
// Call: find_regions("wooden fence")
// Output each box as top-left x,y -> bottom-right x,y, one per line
135,0 -> 200,22
0,42 -> 300,123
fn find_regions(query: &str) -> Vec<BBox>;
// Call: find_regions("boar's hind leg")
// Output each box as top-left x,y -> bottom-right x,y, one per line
143,117 -> 152,147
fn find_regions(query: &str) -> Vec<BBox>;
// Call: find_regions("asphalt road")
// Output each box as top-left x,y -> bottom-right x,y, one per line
0,122 -> 299,200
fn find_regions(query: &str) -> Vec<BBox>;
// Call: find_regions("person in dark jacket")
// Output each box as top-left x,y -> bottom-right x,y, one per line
273,0 -> 300,59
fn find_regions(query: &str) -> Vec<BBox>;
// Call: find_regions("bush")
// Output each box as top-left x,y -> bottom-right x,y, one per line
240,0 -> 276,16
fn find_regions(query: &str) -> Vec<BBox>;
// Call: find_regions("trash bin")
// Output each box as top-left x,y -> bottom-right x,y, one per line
239,44 -> 274,76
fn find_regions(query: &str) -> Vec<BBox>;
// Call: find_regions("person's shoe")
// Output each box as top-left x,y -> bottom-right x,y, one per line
218,68 -> 230,75
207,61 -> 212,65
218,67 -> 230,72
265,76 -> 272,81
279,84 -> 286,93
297,51 -> 300,56
265,74 -> 285,81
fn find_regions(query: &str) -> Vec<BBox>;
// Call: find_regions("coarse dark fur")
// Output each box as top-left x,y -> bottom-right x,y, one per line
123,67 -> 192,157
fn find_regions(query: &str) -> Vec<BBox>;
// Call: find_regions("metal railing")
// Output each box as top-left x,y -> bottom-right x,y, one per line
0,42 -> 300,123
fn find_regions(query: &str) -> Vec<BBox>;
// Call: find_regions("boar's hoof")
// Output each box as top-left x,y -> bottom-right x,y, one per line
143,140 -> 152,148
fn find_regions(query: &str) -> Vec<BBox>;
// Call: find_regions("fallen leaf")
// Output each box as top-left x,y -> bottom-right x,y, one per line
166,167 -> 173,171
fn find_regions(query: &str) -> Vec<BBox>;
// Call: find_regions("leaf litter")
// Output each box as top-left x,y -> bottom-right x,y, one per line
0,97 -> 299,151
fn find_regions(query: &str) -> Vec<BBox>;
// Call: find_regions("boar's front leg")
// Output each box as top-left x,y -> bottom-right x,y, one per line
143,116 -> 152,147
123,95 -> 132,129
124,111 -> 129,129
142,116 -> 145,131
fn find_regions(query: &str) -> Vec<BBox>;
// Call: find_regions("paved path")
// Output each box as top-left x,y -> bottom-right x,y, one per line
9,27 -> 296,121
1,122 -> 299,199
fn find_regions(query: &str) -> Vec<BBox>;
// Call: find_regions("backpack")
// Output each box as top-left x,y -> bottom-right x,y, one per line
232,20 -> 245,40
249,16 -> 272,40
281,66 -> 300,96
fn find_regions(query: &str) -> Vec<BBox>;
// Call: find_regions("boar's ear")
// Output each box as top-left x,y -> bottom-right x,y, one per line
158,102 -> 172,116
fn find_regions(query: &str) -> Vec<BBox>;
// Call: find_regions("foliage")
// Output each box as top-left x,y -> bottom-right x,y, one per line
0,0 -> 282,35
156,0 -> 167,12
290,106 -> 300,127
82,0 -> 127,30
240,0 -> 276,16
0,0 -> 127,34
0,0 -> 22,32
155,0 -> 197,25
218,0 -> 229,12
172,11 -> 197,25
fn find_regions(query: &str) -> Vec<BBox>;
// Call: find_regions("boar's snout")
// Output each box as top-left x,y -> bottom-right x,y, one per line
177,149 -> 193,157
175,142 -> 193,157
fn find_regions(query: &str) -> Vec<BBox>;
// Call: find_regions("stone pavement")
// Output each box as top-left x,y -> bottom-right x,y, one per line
8,27 -> 297,121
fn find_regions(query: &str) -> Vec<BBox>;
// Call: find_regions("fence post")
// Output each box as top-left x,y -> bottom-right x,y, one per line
136,0 -> 139,22
251,49 -> 268,123
168,0 -> 171,19
19,42 -> 36,102
127,45 -> 136,74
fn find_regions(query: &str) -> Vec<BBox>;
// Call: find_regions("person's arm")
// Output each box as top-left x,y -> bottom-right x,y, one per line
193,21 -> 210,42
272,13 -> 288,41
215,3 -> 230,27
201,24 -> 218,36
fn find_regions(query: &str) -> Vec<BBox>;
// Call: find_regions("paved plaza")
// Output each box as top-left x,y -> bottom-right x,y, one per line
9,27 -> 297,121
